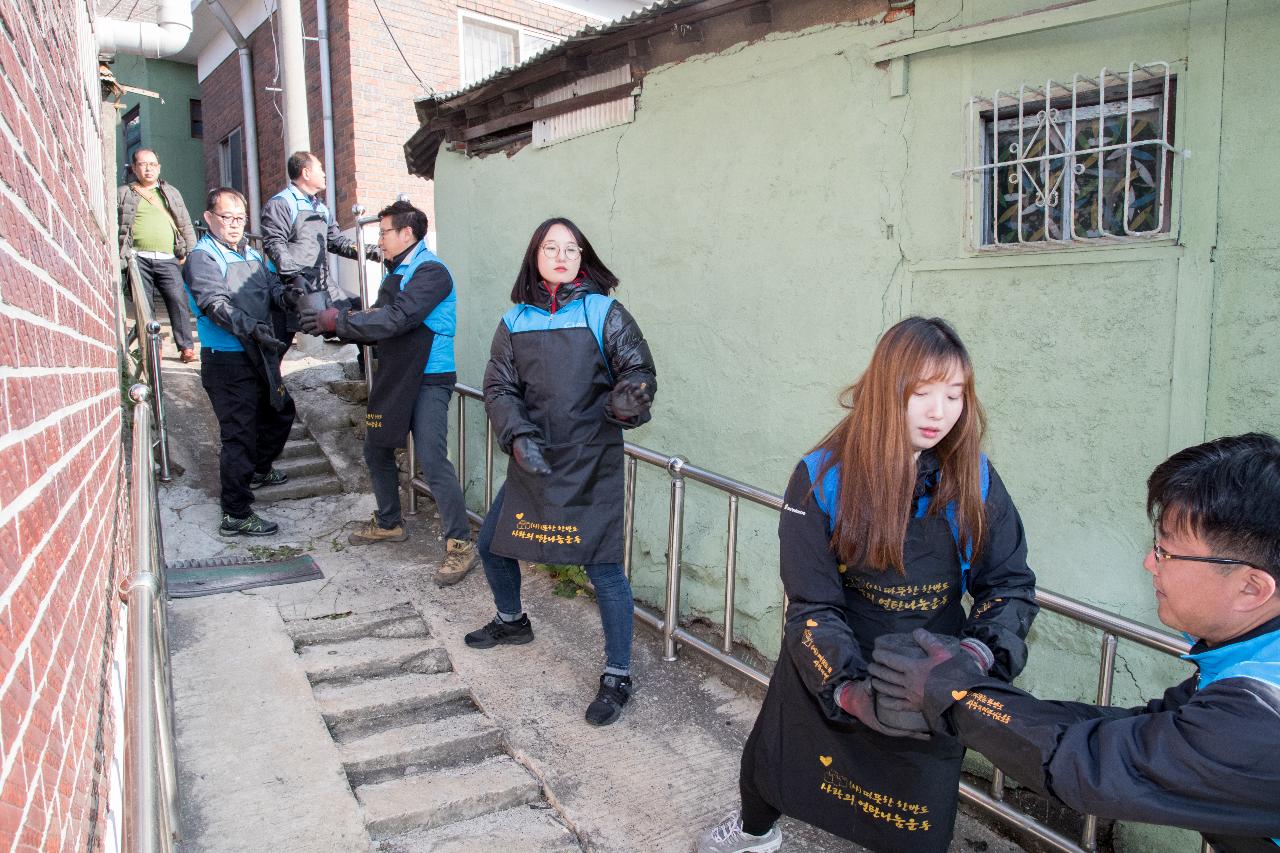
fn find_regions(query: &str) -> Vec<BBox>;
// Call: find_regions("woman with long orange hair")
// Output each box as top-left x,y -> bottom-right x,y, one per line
698,317 -> 1038,853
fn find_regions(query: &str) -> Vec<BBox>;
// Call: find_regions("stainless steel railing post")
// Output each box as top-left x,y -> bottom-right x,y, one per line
662,456 -> 687,662
1080,633 -> 1118,850
145,321 -> 173,483
722,494 -> 739,654
352,204 -> 376,401
457,393 -> 466,490
623,455 -> 637,580
405,434 -> 419,515
484,420 -> 494,511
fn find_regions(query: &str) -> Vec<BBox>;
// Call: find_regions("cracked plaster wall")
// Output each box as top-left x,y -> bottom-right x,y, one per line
434,6 -> 1280,848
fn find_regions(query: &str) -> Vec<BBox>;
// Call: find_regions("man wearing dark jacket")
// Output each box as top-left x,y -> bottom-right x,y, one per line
260,151 -> 371,341
183,187 -> 295,536
870,433 -> 1280,853
300,200 -> 475,586
117,148 -> 199,362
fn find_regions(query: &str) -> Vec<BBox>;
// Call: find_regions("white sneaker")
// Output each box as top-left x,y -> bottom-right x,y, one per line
695,811 -> 782,853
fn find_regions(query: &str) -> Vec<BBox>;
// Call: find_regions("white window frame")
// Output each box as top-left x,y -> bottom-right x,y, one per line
218,127 -> 244,193
457,9 -> 559,89
959,62 -> 1189,251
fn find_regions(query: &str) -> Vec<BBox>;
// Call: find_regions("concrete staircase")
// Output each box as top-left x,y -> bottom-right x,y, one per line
256,421 -> 343,501
286,604 -> 582,853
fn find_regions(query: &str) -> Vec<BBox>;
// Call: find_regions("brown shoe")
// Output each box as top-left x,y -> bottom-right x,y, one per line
180,348 -> 197,363
347,516 -> 407,545
435,538 -> 478,586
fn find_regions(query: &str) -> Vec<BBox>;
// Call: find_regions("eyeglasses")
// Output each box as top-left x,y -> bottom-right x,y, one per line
212,213 -> 247,225
540,242 -> 581,261
379,227 -> 404,236
1151,540 -> 1256,569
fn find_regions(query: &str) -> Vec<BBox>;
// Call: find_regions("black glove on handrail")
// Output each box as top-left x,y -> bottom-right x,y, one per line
608,379 -> 652,422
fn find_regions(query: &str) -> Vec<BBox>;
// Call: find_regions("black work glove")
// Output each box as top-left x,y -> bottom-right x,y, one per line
834,678 -> 929,739
250,323 -> 287,354
607,379 -> 652,422
279,286 -> 304,311
299,306 -> 339,335
364,246 -> 382,263
868,629 -> 985,712
868,634 -> 932,734
511,436 -> 551,476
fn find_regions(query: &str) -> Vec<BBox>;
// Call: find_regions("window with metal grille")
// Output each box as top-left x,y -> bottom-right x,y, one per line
190,99 -> 203,139
123,104 -> 143,172
218,127 -> 244,193
459,11 -> 558,89
962,63 -> 1186,248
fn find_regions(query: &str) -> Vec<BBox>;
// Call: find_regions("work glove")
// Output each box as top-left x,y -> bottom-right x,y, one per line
279,286 -> 304,311
834,678 -> 929,739
299,306 -> 339,335
365,246 -> 382,263
511,436 -> 551,476
607,379 -> 652,422
868,629 -> 986,712
250,323 -> 287,354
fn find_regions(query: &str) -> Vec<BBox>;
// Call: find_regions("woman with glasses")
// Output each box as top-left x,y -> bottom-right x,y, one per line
698,317 -> 1038,853
466,217 -> 656,727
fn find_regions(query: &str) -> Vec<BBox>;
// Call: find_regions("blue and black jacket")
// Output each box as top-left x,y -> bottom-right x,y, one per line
260,184 -> 359,292
920,614 -> 1280,852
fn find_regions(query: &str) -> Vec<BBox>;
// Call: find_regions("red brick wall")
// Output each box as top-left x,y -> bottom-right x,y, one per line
201,0 -> 590,232
0,0 -> 129,849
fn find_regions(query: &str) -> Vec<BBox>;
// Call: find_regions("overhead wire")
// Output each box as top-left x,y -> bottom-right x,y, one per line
370,0 -> 433,97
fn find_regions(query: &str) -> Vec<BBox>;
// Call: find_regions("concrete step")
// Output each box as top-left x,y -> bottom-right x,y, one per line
375,805 -> 580,853
315,672 -> 473,741
356,756 -> 542,839
328,378 -> 369,404
272,454 -> 334,479
340,713 -> 504,786
300,637 -> 451,684
255,472 -> 342,502
289,422 -> 308,440
286,604 -> 427,648
279,440 -> 326,461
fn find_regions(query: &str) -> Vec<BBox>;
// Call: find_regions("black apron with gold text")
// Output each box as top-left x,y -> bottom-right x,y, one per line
489,295 -> 624,566
363,264 -> 434,449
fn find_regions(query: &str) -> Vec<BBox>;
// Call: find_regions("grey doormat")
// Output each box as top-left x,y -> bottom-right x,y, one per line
166,554 -> 323,598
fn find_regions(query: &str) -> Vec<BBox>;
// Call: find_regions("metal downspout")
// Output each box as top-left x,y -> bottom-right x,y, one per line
316,0 -> 339,286
205,0 -> 263,232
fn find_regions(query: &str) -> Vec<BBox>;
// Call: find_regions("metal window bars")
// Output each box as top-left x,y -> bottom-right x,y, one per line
959,62 -> 1190,248
122,385 -> 181,852
425,383 -> 1211,853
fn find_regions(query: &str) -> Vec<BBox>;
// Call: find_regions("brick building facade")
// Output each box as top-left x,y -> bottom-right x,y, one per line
0,0 -> 132,849
200,0 -> 590,235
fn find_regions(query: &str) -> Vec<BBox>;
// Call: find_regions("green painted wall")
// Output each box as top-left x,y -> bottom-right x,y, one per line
112,56 -> 205,217
434,4 -> 1278,848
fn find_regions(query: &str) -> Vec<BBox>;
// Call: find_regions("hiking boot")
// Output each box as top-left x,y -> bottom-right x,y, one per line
435,538 -> 478,587
347,515 -> 408,545
250,468 -> 288,489
464,614 -> 533,649
584,673 -> 632,726
695,812 -> 782,853
179,348 -> 197,363
219,512 -> 279,537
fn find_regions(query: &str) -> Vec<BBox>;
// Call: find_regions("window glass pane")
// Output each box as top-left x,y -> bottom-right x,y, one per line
520,31 -> 555,61
461,18 -> 517,87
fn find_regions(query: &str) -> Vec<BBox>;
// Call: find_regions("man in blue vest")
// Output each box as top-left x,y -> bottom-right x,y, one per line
183,187 -> 294,536
261,151 -> 371,342
869,433 -> 1280,853
299,200 -> 475,585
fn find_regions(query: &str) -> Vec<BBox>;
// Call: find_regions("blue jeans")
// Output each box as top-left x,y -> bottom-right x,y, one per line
365,382 -> 470,540
478,485 -> 634,675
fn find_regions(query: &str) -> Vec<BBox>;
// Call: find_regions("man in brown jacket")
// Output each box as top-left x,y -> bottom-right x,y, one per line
117,148 -> 200,361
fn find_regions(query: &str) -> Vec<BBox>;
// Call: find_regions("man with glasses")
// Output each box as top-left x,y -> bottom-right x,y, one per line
117,148 -> 199,362
299,200 -> 476,585
183,188 -> 294,536
868,433 -> 1280,853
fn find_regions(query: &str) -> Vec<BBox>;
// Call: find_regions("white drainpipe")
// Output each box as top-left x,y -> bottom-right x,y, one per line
97,0 -> 193,57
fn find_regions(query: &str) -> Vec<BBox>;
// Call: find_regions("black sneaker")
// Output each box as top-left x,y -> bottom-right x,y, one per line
585,673 -> 632,726
250,468 -> 288,489
464,614 -> 534,649
219,512 -> 279,537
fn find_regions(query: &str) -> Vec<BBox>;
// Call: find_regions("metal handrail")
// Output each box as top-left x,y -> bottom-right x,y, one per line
123,385 -> 180,852
426,381 -> 1208,853
123,252 -> 173,482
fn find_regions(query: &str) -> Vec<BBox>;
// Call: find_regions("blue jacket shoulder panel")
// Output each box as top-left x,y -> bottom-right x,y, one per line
1187,628 -> 1280,692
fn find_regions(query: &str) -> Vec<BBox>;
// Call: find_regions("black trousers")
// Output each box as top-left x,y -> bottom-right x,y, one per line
200,350 -> 296,517
739,723 -> 783,835
136,255 -> 194,350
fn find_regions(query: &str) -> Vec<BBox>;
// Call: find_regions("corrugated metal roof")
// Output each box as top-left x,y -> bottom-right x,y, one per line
420,0 -> 698,105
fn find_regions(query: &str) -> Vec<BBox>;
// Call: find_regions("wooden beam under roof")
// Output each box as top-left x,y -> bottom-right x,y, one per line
460,81 -> 637,142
